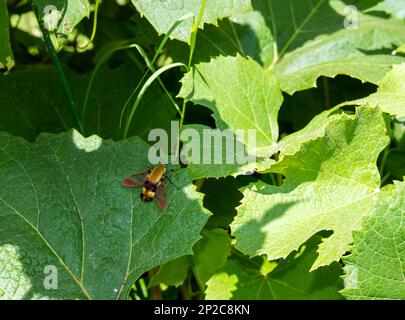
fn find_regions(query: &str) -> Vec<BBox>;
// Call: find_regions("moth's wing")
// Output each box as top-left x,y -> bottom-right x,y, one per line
155,177 -> 167,211
122,169 -> 149,188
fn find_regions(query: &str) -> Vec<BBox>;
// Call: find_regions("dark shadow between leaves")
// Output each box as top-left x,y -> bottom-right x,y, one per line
226,233 -> 343,300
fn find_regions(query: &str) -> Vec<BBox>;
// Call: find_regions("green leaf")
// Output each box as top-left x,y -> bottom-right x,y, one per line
397,43 -> 405,54
0,130 -> 209,299
367,0 -> 405,19
232,107 -> 389,270
192,229 -> 231,289
274,55 -> 405,95
130,0 -> 252,42
342,63 -> 405,118
205,236 -> 343,300
254,0 -> 345,58
179,55 -> 283,178
0,0 -> 14,72
341,181 -> 405,300
148,228 -> 231,290
0,65 -> 176,142
200,176 -> 249,229
181,124 -> 262,180
33,0 -> 90,49
148,256 -> 190,288
270,0 -> 405,93
167,11 -> 275,67
271,106 -> 341,159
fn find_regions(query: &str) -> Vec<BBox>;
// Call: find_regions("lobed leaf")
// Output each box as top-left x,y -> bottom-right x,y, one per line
130,0 -> 252,43
0,130 -> 209,299
270,0 -> 405,93
33,0 -> 90,49
341,63 -> 405,118
232,107 -> 389,270
179,55 -> 282,178
205,236 -> 343,300
341,180 -> 405,300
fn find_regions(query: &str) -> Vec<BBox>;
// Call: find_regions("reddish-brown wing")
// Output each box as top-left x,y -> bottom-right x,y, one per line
122,169 -> 150,188
155,177 -> 167,211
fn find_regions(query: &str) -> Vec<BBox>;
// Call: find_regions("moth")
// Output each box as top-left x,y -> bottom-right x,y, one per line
122,164 -> 167,210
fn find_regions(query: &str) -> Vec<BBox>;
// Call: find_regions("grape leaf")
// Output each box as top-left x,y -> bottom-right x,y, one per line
149,228 -> 231,290
367,0 -> 405,19
270,106 -> 341,159
200,176 -> 249,230
341,63 -> 405,118
179,54 -> 283,178
167,11 -> 275,67
397,43 -> 405,54
33,0 -> 90,49
0,65 -> 176,142
0,0 -> 14,72
0,130 -> 209,299
181,124 -> 262,180
130,0 -> 252,42
341,180 -> 405,300
205,236 -> 343,300
270,0 -> 405,93
148,256 -> 190,288
274,55 -> 405,95
232,107 -> 389,270
192,229 -> 231,289
253,0 -> 344,58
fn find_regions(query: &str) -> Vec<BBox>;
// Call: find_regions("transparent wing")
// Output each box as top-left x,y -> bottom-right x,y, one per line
155,177 -> 167,211
121,169 -> 149,188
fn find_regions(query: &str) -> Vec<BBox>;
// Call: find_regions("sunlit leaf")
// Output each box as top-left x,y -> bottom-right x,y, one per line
341,180 -> 405,300
0,130 -> 209,299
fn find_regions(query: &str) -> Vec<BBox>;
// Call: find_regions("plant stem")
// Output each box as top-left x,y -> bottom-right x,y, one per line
188,0 -> 207,68
148,268 -> 162,300
176,0 -> 207,158
78,0 -> 100,50
123,62 -> 186,139
36,14 -> 83,133
322,77 -> 331,109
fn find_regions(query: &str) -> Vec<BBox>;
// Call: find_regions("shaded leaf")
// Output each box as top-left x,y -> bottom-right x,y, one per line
0,0 -> 14,72
274,55 -> 405,95
205,236 -> 343,299
130,0 -> 252,42
192,229 -> 231,289
342,63 -> 405,118
367,0 -> 405,19
271,0 -> 405,93
253,0 -> 344,58
168,11 -> 275,67
147,228 -> 231,290
385,151 -> 405,180
33,0 -> 90,49
0,65 -> 176,142
0,130 -> 209,299
148,256 -> 189,288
